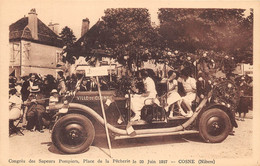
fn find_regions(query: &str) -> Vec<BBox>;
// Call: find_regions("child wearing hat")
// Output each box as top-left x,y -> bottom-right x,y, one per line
49,89 -> 59,105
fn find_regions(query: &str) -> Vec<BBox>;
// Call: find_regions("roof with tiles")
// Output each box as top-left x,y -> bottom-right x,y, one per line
9,17 -> 63,48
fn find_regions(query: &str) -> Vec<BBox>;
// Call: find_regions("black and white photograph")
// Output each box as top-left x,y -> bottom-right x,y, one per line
0,0 -> 259,166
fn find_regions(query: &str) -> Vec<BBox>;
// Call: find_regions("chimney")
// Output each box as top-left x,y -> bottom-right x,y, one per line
81,18 -> 90,36
28,8 -> 38,40
48,22 -> 60,35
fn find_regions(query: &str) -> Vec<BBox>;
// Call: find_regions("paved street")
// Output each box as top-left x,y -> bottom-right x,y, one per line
8,111 -> 253,163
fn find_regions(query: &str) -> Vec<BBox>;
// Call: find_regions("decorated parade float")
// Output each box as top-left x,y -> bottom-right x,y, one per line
46,51 -> 240,156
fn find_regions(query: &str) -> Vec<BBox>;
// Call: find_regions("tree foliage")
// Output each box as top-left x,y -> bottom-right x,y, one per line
59,26 -> 77,63
98,8 -> 160,69
158,8 -> 253,64
65,8 -> 253,75
65,9 -> 158,68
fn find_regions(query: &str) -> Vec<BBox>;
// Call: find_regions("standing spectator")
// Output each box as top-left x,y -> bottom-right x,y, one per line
89,76 -> 98,91
9,76 -> 17,90
80,77 -> 90,91
57,71 -> 67,95
41,75 -> 57,98
183,56 -> 195,77
196,72 -> 212,103
237,76 -> 250,121
67,74 -> 77,91
21,73 -> 37,101
15,80 -> 23,95
100,76 -> 109,90
197,52 -> 211,73
237,90 -> 249,121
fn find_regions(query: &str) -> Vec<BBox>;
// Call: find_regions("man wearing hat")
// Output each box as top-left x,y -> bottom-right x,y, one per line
57,71 -> 67,95
21,73 -> 38,101
24,85 -> 45,132
236,76 -> 250,121
80,77 -> 90,91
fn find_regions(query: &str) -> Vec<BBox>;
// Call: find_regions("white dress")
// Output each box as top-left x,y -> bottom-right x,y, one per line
180,77 -> 197,106
166,79 -> 182,111
9,95 -> 23,120
131,77 -> 158,116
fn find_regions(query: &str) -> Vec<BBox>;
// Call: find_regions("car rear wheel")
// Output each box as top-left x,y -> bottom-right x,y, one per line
199,108 -> 231,143
52,114 -> 95,154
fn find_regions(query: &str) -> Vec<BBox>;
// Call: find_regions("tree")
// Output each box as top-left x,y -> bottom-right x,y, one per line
235,9 -> 253,64
59,26 -> 77,63
158,8 -> 253,64
98,8 -> 160,69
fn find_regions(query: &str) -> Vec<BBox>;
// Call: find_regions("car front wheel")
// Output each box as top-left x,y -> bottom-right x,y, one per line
52,113 -> 95,154
199,108 -> 231,143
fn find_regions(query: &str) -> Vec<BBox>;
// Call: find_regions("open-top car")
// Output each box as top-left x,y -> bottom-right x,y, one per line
47,66 -> 238,155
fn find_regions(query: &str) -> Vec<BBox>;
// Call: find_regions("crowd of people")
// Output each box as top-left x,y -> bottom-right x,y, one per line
9,72 -> 65,133
9,64 -> 253,134
9,70 -> 119,134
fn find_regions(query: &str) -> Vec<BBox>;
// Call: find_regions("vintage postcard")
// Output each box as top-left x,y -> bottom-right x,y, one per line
0,0 -> 260,165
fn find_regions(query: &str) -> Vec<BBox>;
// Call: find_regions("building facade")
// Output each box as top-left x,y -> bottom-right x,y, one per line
9,9 -> 64,79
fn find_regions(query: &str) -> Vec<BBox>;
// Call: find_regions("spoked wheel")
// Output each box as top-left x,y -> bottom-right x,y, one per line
199,108 -> 231,143
52,114 -> 95,154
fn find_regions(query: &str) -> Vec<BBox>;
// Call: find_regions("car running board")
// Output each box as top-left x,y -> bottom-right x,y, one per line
168,116 -> 190,120
114,130 -> 199,140
129,116 -> 189,125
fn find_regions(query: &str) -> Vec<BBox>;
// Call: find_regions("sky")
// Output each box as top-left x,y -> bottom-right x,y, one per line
1,0 -> 251,40
1,0 -> 160,39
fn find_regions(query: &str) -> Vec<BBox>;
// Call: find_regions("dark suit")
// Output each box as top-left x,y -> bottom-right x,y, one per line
26,93 -> 45,131
21,80 -> 37,101
89,81 -> 98,91
196,79 -> 211,99
80,84 -> 89,91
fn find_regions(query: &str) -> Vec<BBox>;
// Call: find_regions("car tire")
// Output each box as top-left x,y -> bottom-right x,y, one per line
52,113 -> 95,154
199,108 -> 231,143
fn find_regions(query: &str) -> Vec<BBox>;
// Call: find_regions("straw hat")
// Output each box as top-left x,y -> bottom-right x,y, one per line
30,85 -> 40,92
50,89 -> 58,94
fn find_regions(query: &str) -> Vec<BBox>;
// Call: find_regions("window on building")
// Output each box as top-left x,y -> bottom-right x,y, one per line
10,43 -> 20,62
56,51 -> 62,64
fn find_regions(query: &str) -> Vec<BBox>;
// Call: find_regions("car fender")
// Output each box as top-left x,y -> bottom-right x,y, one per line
67,103 -> 128,135
197,103 -> 238,128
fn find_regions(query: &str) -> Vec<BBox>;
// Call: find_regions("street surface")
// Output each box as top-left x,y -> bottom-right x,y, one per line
8,111 -> 253,162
